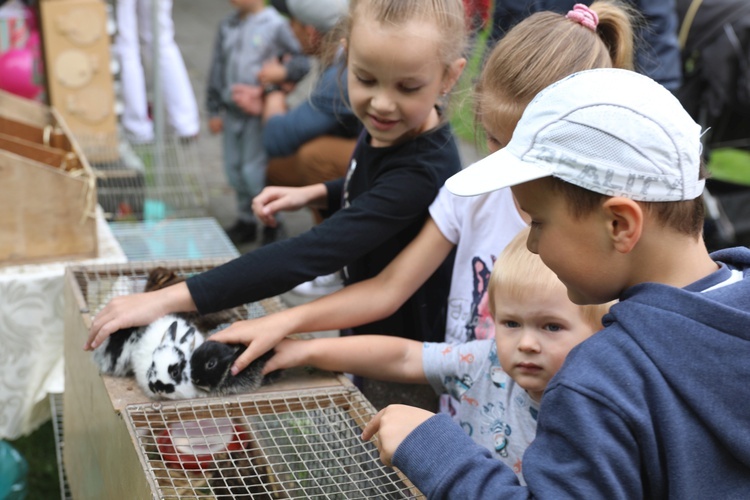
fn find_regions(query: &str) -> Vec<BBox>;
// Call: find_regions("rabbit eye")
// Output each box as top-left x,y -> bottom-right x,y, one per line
207,359 -> 217,370
169,366 -> 180,379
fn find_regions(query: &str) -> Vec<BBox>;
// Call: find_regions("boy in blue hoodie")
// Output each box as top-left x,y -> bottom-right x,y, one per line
363,68 -> 750,498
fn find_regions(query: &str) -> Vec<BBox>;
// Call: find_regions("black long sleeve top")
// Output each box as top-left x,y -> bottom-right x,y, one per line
186,124 -> 460,341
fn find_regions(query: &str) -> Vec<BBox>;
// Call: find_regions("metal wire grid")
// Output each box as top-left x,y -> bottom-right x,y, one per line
78,132 -> 210,222
108,218 -> 239,262
124,386 -> 423,499
49,392 -> 73,500
70,260 -> 284,322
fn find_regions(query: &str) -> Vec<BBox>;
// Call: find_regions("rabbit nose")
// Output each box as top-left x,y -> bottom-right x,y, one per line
149,381 -> 175,394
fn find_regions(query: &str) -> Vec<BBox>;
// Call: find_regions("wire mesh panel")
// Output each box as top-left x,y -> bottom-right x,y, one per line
71,260 -> 281,322
108,218 -> 239,262
81,133 -> 209,221
124,387 -> 424,499
49,393 -> 73,500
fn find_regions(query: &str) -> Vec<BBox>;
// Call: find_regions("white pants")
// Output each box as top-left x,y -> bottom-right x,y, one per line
115,0 -> 199,141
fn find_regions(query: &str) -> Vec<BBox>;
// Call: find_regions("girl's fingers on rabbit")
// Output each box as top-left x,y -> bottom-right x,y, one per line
262,339 -> 296,374
206,323 -> 249,344
231,339 -> 274,375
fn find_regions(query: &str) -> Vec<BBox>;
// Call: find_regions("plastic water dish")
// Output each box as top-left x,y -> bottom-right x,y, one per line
157,418 -> 248,470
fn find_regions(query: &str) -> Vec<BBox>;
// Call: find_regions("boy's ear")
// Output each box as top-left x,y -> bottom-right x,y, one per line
602,197 -> 643,254
443,57 -> 467,94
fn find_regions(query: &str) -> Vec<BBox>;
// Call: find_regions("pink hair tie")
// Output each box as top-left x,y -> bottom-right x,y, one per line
566,3 -> 598,31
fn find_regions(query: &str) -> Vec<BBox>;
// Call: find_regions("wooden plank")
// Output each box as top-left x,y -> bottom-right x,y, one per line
0,150 -> 97,265
63,269 -> 154,500
0,132 -> 78,170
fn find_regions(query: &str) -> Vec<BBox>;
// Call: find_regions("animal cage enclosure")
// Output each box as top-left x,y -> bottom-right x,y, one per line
63,261 -> 423,499
84,135 -> 210,222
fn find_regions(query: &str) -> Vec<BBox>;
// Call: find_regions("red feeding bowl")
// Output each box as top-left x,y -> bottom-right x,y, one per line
157,417 -> 248,470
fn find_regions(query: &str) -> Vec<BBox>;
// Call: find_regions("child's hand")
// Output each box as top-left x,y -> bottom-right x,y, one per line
231,84 -> 264,116
85,292 -> 167,350
251,186 -> 310,227
258,58 -> 287,85
207,315 -> 293,375
362,405 -> 435,466
208,116 -> 223,134
264,338 -> 307,374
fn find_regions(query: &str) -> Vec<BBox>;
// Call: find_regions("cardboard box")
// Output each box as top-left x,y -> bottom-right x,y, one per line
0,89 -> 97,266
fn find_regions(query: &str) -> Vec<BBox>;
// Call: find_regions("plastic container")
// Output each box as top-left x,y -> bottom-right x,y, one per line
0,440 -> 28,500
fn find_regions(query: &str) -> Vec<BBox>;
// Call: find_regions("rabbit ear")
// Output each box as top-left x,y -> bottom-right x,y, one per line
161,321 -> 178,344
179,327 -> 196,345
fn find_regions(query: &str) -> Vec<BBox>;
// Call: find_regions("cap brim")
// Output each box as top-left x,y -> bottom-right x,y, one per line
445,147 -> 552,197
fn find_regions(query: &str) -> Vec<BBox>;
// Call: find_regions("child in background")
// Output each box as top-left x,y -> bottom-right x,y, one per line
87,0 -> 467,360
205,1 -> 634,396
262,227 -> 613,483
206,0 -> 308,244
366,68 -> 750,498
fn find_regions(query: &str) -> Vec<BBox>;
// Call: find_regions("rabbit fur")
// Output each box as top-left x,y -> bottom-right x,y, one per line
133,315 -> 206,399
92,267 -> 262,399
190,341 -> 277,396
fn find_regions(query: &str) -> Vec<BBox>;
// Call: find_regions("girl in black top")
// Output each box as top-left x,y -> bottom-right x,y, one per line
86,0 -> 468,375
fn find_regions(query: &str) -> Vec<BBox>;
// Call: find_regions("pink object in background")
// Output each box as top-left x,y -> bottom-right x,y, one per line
0,47 -> 40,99
0,2 -> 44,101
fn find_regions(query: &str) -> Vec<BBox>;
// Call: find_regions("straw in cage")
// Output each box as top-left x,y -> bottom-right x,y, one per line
124,387 -> 424,499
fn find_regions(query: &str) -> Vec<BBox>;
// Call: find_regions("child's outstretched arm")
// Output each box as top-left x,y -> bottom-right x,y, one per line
263,335 -> 427,383
84,282 -> 197,350
204,218 -> 454,374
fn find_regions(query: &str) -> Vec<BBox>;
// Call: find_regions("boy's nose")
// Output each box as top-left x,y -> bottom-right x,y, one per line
518,330 -> 541,352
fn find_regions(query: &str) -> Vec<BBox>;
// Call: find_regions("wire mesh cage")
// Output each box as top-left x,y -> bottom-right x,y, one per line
49,392 -> 73,500
79,133 -> 210,222
63,260 -> 400,499
108,218 -> 239,262
125,387 -> 423,499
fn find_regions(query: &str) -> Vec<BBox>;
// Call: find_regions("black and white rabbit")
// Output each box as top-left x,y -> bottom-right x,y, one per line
190,341 -> 278,396
134,315 -> 206,399
94,314 -> 206,399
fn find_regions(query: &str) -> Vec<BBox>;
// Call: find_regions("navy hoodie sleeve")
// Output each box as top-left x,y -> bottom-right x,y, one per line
395,395 -> 639,499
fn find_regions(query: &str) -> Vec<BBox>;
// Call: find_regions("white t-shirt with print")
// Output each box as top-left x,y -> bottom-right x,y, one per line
429,186 -> 527,345
423,339 -> 539,483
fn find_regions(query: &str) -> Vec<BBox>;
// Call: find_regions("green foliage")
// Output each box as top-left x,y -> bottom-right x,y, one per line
708,148 -> 750,186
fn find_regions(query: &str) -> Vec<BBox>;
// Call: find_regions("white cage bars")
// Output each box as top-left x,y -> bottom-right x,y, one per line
125,387 -> 423,499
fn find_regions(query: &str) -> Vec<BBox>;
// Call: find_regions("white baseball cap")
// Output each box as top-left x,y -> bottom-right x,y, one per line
446,68 -> 704,202
284,0 -> 349,33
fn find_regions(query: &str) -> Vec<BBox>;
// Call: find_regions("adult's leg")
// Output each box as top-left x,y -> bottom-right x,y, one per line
116,0 -> 153,142
138,0 -> 200,138
266,135 -> 357,186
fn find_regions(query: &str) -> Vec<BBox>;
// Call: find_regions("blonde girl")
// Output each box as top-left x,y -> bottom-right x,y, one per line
87,1 -> 467,354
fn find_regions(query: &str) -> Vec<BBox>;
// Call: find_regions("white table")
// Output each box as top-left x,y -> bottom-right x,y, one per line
0,209 -> 127,439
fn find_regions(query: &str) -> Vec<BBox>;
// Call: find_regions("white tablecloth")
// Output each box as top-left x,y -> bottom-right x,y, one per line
0,208 -> 127,439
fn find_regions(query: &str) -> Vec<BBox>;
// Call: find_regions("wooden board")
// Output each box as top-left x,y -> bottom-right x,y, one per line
0,89 -> 98,265
39,0 -> 118,162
